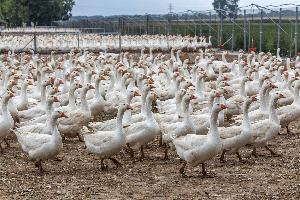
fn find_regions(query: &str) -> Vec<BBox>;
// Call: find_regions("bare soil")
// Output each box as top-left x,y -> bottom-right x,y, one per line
0,125 -> 299,199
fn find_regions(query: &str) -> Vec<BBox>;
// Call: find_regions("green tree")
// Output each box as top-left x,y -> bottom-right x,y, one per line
28,0 -> 75,25
0,0 -> 75,26
212,0 -> 239,19
0,0 -> 29,26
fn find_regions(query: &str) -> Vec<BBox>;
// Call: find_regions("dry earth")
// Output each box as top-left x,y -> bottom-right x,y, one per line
0,124 -> 299,199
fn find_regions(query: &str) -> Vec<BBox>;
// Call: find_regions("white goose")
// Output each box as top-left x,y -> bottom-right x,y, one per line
124,92 -> 160,159
173,103 -> 227,177
15,110 -> 68,173
84,103 -> 131,170
0,91 -> 15,153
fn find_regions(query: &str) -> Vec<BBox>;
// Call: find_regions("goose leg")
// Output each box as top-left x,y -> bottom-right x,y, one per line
109,157 -> 122,168
62,135 -> 66,143
4,138 -> 10,148
158,134 -> 163,147
77,133 -> 84,142
100,159 -> 107,171
163,144 -> 169,160
286,126 -> 291,134
0,143 -> 3,154
220,150 -> 227,163
179,161 -> 187,177
201,163 -> 214,178
236,151 -> 243,162
36,161 -> 44,174
265,146 -> 281,157
126,144 -> 134,158
139,146 -> 145,160
251,147 -> 258,158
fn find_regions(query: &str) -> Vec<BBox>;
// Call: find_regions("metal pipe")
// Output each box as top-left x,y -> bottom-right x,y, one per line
277,8 -> 282,49
259,9 -> 263,52
146,14 -> 149,35
33,33 -> 37,52
243,9 -> 247,51
220,13 -> 223,45
295,6 -> 298,56
209,12 -> 211,36
231,17 -> 235,51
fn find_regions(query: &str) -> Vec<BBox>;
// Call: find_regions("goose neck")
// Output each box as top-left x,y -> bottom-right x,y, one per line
196,77 -> 204,96
259,86 -> 269,111
95,79 -> 101,98
69,89 -> 76,110
21,83 -> 28,99
240,79 -> 247,97
268,97 -> 279,124
208,107 -> 220,139
116,110 -> 125,133
80,88 -> 89,111
241,101 -> 251,129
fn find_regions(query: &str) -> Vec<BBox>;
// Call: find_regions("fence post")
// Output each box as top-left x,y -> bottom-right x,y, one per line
209,12 -> 212,36
118,17 -> 122,55
231,17 -> 235,51
277,8 -> 282,50
220,15 -> 223,45
146,14 -> 149,35
259,9 -> 263,52
295,6 -> 298,56
33,33 -> 37,52
243,9 -> 247,51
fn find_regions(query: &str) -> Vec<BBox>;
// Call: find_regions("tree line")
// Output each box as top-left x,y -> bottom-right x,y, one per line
0,0 -> 75,26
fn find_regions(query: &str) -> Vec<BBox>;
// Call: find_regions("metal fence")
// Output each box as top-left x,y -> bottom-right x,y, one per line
58,3 -> 300,57
0,4 -> 299,56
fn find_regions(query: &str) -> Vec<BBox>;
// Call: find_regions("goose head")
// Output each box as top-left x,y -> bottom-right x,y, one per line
52,110 -> 68,120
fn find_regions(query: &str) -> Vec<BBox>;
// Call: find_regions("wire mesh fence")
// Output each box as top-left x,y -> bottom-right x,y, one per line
0,4 -> 299,56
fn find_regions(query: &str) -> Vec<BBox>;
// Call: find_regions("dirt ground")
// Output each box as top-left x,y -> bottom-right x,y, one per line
0,124 -> 299,199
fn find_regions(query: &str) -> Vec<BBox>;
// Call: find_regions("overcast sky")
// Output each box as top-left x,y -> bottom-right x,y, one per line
72,0 -> 300,16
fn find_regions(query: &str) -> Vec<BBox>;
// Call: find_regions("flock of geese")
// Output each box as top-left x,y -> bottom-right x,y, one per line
0,32 -> 212,52
0,46 -> 300,177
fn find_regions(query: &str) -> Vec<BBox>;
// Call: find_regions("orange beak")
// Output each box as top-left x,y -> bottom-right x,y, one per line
252,96 -> 258,101
221,104 -> 229,109
100,75 -> 107,81
190,94 -> 197,100
279,93 -> 285,98
9,92 -> 15,97
53,96 -> 60,102
134,91 -> 141,97
60,112 -> 68,118
215,91 -> 221,97
127,105 -> 133,110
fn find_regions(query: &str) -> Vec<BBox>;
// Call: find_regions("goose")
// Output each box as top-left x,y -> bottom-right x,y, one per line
89,75 -> 117,118
18,95 -> 60,126
162,93 -> 196,160
15,110 -> 68,173
89,89 -> 142,131
15,79 -> 33,111
0,91 -> 15,153
59,82 -> 83,109
250,92 -> 285,157
84,103 -> 132,170
124,92 -> 160,159
219,95 -> 258,162
173,103 -> 228,177
58,83 -> 95,141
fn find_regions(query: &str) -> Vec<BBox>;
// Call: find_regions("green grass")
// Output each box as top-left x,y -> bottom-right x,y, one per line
117,21 -> 300,56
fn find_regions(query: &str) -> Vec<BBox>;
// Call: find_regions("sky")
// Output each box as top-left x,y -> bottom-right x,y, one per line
72,0 -> 300,16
